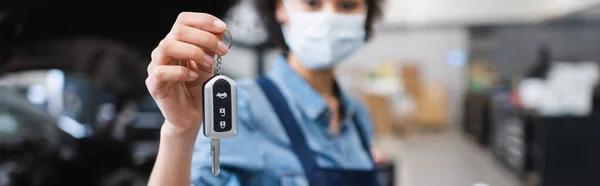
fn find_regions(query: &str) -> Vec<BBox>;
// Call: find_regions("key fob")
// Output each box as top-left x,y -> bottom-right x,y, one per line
203,75 -> 238,139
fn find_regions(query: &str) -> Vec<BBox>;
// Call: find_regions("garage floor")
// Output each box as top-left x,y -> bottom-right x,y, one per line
376,131 -> 521,186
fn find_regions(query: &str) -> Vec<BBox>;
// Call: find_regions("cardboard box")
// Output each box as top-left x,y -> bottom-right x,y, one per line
362,93 -> 394,135
415,81 -> 449,127
401,64 -> 422,97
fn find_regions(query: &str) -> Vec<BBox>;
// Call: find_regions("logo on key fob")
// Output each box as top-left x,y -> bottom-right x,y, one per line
216,92 -> 228,99
220,121 -> 226,129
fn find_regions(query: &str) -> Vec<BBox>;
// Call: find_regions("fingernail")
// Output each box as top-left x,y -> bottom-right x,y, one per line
218,42 -> 229,55
213,19 -> 226,30
204,54 -> 214,65
189,71 -> 198,79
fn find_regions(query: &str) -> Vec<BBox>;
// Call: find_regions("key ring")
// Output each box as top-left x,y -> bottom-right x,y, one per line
216,29 -> 233,75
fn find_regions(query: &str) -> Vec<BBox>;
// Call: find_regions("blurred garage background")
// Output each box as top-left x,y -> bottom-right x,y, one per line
2,0 -> 600,186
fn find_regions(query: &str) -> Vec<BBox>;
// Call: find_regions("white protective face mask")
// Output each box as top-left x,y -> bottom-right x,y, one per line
281,2 -> 367,70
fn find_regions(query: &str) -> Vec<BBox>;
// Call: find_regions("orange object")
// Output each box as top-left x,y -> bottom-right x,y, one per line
362,93 -> 393,135
415,81 -> 449,127
401,64 -> 422,97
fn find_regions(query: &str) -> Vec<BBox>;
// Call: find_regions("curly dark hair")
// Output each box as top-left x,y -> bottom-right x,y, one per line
254,0 -> 384,51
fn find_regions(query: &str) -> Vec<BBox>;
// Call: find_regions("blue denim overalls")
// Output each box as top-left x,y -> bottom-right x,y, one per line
257,76 -> 380,186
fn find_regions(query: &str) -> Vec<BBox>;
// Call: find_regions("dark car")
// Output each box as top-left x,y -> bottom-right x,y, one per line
0,1 -> 238,185
0,68 -> 169,185
0,87 -> 72,186
0,73 -> 166,186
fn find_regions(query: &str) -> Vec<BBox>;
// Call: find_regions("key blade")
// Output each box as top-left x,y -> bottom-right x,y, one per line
212,164 -> 220,176
211,152 -> 220,176
211,139 -> 221,176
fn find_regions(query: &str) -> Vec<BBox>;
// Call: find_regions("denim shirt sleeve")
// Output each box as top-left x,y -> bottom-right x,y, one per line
191,80 -> 265,186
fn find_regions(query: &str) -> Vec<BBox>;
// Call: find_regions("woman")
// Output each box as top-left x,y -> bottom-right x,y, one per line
147,0 -> 383,185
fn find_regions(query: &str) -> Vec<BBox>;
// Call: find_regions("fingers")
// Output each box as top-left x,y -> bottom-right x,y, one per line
175,12 -> 227,34
146,65 -> 199,96
168,24 -> 229,56
173,12 -> 229,56
197,51 -> 216,74
147,12 -> 229,84
148,39 -> 215,74
371,149 -> 386,164
157,39 -> 205,63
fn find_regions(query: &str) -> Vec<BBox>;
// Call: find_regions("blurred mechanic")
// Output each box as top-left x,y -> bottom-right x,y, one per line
146,0 -> 384,185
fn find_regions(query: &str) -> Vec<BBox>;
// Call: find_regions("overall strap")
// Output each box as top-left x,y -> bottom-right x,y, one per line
256,76 -> 318,172
352,114 -> 374,161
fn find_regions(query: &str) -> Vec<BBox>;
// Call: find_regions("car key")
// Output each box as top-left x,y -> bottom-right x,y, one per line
202,30 -> 238,176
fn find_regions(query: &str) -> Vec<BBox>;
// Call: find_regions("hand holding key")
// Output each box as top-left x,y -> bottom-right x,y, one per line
147,12 -> 236,186
146,12 -> 229,134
